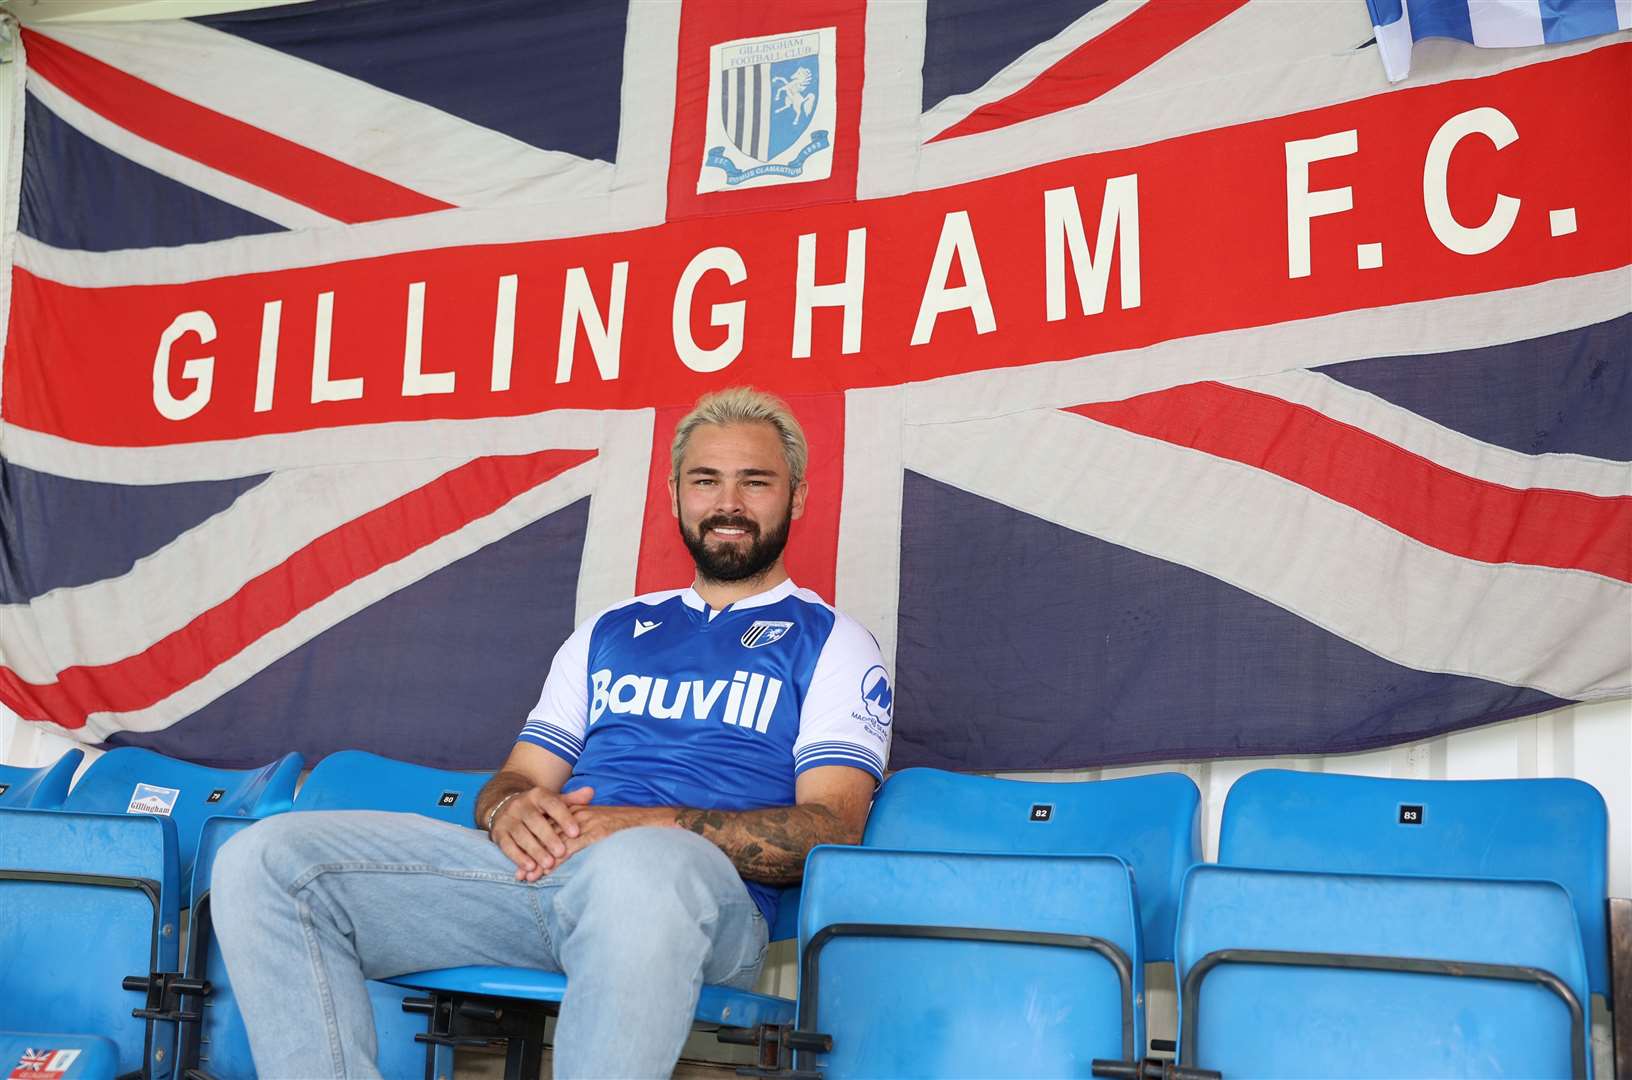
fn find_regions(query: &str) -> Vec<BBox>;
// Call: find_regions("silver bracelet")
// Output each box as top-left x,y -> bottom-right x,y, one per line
483,791 -> 523,833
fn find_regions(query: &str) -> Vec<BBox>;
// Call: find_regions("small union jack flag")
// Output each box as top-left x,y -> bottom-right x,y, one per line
8,1048 -> 80,1079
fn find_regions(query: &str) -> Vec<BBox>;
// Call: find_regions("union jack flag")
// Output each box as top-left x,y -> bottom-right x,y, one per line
8,1048 -> 79,1078
0,0 -> 1627,772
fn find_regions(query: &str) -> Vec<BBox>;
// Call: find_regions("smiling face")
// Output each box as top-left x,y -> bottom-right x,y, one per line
670,420 -> 808,586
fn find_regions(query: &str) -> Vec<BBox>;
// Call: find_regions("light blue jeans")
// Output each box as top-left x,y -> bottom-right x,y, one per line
211,812 -> 769,1079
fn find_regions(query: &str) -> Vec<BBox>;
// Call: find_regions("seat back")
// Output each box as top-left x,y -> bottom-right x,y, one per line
798,846 -> 1141,1077
864,768 -> 1200,960
0,748 -> 84,808
63,747 -> 302,896
1175,864 -> 1591,1079
0,808 -> 180,1079
184,751 -> 491,1080
293,748 -> 491,819
1219,769 -> 1610,993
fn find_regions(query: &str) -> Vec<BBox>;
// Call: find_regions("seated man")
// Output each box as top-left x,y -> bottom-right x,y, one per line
213,387 -> 892,1079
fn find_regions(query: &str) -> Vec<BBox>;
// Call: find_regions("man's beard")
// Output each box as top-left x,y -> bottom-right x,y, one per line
680,503 -> 793,584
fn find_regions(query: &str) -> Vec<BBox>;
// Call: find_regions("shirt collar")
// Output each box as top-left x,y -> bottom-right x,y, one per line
680,577 -> 798,616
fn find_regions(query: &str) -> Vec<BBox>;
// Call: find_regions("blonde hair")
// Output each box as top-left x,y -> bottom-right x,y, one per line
670,387 -> 809,486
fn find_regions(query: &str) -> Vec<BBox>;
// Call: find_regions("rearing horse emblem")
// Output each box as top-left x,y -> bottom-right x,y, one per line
772,67 -> 817,125
718,34 -> 822,163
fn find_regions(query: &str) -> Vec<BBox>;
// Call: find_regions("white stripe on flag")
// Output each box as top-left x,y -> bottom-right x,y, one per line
919,0 -> 1149,143
0,407 -> 611,485
572,409 -> 653,625
607,0 -> 679,229
906,408 -> 1631,700
11,199 -> 629,288
1235,368 -> 1632,497
32,21 -> 614,209
0,458 -> 460,680
1468,0 -> 1546,46
904,267 -> 1632,428
914,14 -> 1617,194
856,0 -> 925,200
837,385 -> 908,673
1620,0 -> 1632,30
74,457 -> 600,742
26,72 -> 338,230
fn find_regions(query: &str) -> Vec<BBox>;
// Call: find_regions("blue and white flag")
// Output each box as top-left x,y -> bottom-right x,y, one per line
1367,0 -> 1632,81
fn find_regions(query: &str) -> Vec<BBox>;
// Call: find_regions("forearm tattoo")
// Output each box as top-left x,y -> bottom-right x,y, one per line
674,804 -> 859,885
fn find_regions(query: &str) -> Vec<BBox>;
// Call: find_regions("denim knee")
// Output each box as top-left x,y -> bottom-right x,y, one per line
563,827 -> 736,928
214,813 -> 363,919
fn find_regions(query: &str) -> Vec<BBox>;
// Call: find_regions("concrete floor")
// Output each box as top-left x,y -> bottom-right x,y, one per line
455,1045 -> 740,1080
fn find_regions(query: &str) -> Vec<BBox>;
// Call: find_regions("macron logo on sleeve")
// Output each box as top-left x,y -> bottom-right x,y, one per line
633,619 -> 661,638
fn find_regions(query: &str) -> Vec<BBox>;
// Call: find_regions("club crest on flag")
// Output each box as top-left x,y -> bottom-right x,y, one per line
699,27 -> 836,192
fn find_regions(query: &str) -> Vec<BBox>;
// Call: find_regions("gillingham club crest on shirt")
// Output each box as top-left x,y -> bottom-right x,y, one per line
699,27 -> 836,193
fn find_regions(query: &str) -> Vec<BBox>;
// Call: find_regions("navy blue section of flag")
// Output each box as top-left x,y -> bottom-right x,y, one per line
193,0 -> 629,164
894,472 -> 1571,772
1318,315 -> 1632,461
0,459 -> 266,603
18,91 -> 284,251
106,497 -> 589,771
920,0 -> 1103,112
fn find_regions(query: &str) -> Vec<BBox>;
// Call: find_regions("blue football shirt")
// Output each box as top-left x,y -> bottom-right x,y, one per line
516,578 -> 893,924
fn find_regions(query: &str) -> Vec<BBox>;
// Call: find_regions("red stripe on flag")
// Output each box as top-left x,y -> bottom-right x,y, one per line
0,449 -> 594,729
6,44 -> 1628,446
929,0 -> 1250,144
635,393 -> 845,603
22,28 -> 452,223
1069,383 -> 1632,582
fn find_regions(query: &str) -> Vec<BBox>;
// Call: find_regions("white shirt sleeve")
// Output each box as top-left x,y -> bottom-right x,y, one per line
516,613 -> 595,765
792,611 -> 893,783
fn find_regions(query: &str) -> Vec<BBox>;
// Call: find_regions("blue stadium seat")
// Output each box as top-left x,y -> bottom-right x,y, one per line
183,750 -> 495,1080
0,747 -> 302,1080
386,768 -> 1200,1077
383,907 -> 799,1078
760,768 -> 1198,1077
61,746 -> 304,902
0,748 -> 84,809
381,752 -> 832,1076
1174,864 -> 1592,1079
864,768 -> 1202,961
796,846 -> 1141,1077
1219,769 -> 1611,995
